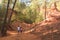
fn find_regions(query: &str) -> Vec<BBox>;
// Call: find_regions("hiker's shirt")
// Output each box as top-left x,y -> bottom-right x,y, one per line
18,27 -> 20,31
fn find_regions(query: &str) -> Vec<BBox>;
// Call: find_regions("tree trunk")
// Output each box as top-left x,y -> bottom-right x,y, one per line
45,1 -> 47,19
1,0 -> 10,36
8,0 -> 17,24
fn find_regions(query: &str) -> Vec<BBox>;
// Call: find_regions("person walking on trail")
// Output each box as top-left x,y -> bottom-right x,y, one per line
17,26 -> 22,33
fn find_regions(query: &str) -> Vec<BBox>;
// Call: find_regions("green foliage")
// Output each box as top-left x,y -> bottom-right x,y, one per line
13,0 -> 44,23
3,0 -> 60,24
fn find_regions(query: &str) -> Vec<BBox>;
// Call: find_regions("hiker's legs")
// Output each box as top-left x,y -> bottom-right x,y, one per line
18,30 -> 20,33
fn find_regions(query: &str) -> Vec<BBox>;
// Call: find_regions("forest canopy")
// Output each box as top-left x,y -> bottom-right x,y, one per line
0,0 -> 60,24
